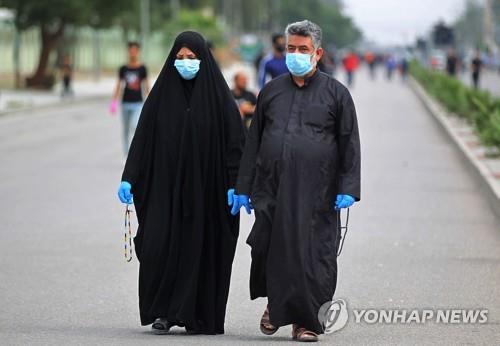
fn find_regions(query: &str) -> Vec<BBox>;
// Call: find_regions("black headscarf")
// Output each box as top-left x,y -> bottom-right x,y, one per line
121,31 -> 245,332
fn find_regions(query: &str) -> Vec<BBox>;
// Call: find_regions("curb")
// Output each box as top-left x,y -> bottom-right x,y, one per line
409,77 -> 500,220
0,94 -> 109,117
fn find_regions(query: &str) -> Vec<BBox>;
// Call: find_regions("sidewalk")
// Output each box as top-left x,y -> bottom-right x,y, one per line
0,77 -> 115,115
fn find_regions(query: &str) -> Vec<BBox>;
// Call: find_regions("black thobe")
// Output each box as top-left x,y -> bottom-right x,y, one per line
236,70 -> 361,334
121,32 -> 245,334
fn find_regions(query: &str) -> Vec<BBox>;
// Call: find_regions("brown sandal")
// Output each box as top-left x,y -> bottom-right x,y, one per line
292,324 -> 318,342
260,306 -> 278,335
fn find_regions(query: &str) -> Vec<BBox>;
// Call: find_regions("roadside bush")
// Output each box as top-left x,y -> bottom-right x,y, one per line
410,61 -> 500,152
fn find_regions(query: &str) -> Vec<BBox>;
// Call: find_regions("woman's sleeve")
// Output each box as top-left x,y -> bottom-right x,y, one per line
224,98 -> 246,188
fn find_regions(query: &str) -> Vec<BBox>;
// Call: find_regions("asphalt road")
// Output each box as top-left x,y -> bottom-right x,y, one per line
1,69 -> 499,345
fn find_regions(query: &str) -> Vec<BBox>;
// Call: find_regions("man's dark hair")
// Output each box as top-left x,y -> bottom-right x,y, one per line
128,41 -> 141,49
271,33 -> 285,45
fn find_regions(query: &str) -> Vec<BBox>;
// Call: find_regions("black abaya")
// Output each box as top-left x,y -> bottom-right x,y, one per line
121,31 -> 245,334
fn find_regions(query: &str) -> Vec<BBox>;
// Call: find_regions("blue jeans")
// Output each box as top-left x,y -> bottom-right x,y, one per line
121,102 -> 143,155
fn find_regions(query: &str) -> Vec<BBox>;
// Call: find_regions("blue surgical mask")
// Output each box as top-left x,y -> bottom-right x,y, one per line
286,53 -> 315,77
174,59 -> 200,80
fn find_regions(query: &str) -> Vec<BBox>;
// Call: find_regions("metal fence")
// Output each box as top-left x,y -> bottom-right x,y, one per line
0,22 -> 170,76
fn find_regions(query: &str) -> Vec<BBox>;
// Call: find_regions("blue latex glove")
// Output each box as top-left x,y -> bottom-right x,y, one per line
118,181 -> 133,204
227,188 -> 253,215
334,194 -> 355,210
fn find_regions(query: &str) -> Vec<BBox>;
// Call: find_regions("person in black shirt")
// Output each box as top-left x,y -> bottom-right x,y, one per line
446,48 -> 459,76
471,50 -> 482,89
231,71 -> 257,130
110,41 -> 150,155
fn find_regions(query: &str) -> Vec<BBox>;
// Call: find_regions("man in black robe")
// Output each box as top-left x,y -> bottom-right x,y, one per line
230,20 -> 360,341
118,32 -> 245,335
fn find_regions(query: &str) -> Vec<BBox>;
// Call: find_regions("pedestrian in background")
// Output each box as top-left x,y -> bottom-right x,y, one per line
471,50 -> 482,89
59,54 -> 74,98
317,49 -> 336,76
117,31 -> 245,335
385,54 -> 397,80
258,33 -> 289,89
365,50 -> 376,80
110,41 -> 150,155
231,71 -> 257,130
230,20 -> 360,342
399,56 -> 409,82
446,48 -> 459,77
342,50 -> 359,87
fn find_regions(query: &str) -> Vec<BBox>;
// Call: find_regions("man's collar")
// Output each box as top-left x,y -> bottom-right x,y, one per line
290,69 -> 319,88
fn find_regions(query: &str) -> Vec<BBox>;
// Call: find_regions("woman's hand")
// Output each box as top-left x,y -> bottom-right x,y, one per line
118,181 -> 134,204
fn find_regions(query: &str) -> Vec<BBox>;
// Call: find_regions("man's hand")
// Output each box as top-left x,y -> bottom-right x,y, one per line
334,194 -> 355,210
227,188 -> 253,215
239,101 -> 255,115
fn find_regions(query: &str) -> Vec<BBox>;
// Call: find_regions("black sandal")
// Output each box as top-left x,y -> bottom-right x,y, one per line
151,318 -> 173,335
260,306 -> 279,335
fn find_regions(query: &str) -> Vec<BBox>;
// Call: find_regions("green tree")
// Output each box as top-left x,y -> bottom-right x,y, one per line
0,0 -> 134,87
279,0 -> 361,48
164,8 -> 224,45
168,0 -> 361,47
453,0 -> 484,50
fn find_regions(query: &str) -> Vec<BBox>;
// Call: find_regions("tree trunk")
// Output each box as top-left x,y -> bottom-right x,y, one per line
26,22 -> 65,89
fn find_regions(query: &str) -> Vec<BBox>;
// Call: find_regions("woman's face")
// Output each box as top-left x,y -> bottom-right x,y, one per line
176,47 -> 197,60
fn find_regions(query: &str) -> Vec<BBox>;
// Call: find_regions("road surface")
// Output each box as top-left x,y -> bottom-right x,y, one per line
1,68 -> 499,345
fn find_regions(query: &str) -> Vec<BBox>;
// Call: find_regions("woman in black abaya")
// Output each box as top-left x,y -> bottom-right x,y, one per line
117,31 -> 245,335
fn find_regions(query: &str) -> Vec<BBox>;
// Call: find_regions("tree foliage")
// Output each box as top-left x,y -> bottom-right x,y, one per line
0,0 -> 134,29
168,0 -> 361,48
279,0 -> 361,48
0,0 -> 135,86
164,8 -> 224,45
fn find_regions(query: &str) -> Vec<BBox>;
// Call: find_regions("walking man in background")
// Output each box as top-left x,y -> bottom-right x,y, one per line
110,41 -> 150,155
59,54 -> 74,98
471,50 -> 482,89
446,48 -> 459,77
229,20 -> 361,342
342,50 -> 359,87
258,33 -> 289,89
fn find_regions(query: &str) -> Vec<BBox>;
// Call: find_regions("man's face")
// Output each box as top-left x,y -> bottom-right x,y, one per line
235,74 -> 247,90
128,46 -> 140,60
286,35 -> 323,63
273,36 -> 286,53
